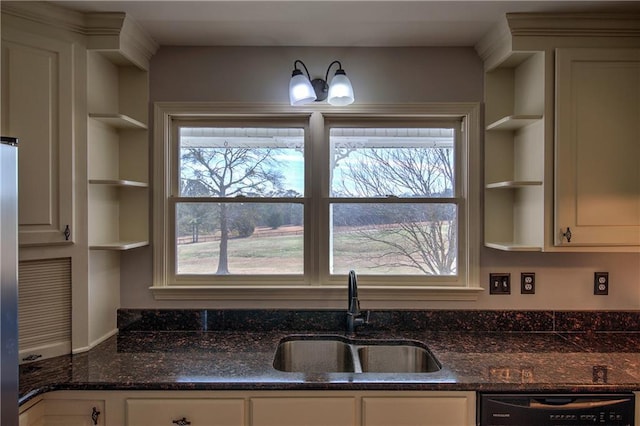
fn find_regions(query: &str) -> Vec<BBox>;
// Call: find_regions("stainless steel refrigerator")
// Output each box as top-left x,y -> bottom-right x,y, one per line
0,136 -> 18,425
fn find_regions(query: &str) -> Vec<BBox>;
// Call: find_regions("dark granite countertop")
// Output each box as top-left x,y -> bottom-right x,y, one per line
18,327 -> 640,405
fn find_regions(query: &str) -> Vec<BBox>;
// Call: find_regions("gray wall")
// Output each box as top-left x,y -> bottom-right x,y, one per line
120,46 -> 640,309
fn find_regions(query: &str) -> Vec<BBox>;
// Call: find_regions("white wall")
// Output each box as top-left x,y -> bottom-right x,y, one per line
120,46 -> 640,310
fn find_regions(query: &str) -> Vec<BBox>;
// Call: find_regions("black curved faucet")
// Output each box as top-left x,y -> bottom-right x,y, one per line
346,270 -> 369,335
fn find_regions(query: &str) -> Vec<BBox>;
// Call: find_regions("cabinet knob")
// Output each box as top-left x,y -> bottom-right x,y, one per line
91,407 -> 101,425
562,227 -> 572,243
172,418 -> 191,426
64,225 -> 71,241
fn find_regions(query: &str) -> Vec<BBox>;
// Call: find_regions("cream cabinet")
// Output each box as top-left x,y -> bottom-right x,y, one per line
1,26 -> 75,246
83,11 -> 156,353
19,390 -> 476,426
555,47 -> 640,247
251,397 -> 356,426
87,50 -> 150,251
477,13 -> 640,252
19,397 -> 104,426
483,51 -> 545,251
362,394 -> 475,426
127,398 -> 245,426
85,24 -> 152,348
19,399 -> 45,426
2,1 -> 157,359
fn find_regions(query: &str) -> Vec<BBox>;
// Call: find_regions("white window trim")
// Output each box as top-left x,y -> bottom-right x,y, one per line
152,102 -> 482,304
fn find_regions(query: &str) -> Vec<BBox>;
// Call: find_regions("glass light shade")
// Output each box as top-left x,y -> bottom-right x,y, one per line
289,72 -> 317,106
327,71 -> 355,106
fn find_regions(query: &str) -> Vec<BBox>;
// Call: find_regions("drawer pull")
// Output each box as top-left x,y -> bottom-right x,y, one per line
22,354 -> 42,362
172,417 -> 191,426
92,407 -> 101,425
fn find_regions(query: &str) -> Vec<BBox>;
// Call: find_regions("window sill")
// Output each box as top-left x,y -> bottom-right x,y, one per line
149,285 -> 484,303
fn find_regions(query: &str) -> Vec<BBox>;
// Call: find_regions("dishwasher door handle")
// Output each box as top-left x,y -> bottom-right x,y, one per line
530,397 -> 632,410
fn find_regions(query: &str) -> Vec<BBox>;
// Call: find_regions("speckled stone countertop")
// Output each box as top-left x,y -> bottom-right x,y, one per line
18,310 -> 640,404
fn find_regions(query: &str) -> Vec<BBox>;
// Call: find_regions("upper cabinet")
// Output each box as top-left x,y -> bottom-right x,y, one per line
3,2 -> 157,358
555,48 -> 640,247
1,26 -> 76,246
477,13 -> 640,252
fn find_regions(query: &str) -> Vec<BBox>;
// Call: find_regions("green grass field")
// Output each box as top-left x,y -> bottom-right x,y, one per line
177,227 -> 453,275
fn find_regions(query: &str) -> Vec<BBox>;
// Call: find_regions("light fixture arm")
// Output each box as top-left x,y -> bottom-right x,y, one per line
293,59 -> 312,80
324,60 -> 343,83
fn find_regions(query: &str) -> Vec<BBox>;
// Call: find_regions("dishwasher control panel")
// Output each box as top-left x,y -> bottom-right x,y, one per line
478,393 -> 635,426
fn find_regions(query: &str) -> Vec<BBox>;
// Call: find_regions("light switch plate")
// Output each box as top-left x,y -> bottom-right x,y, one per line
489,273 -> 510,295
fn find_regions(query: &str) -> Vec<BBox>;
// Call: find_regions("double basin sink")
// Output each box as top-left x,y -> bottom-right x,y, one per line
273,335 -> 441,374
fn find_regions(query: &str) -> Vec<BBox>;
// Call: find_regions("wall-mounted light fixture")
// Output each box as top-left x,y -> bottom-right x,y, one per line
289,60 -> 355,106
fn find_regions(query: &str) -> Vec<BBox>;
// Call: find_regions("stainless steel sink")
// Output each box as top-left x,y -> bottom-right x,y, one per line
358,344 -> 440,373
273,336 -> 441,374
273,338 -> 356,373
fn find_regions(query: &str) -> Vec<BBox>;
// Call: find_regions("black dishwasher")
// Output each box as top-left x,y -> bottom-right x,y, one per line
478,393 -> 635,426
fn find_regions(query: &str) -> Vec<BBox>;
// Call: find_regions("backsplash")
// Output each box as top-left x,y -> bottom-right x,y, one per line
117,309 -> 640,333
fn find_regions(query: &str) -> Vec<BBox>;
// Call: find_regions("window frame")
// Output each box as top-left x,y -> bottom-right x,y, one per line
321,116 -> 463,285
169,117 -> 311,284
152,102 -> 482,304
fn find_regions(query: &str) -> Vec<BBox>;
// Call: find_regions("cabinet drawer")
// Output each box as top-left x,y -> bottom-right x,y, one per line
126,398 -> 245,426
363,396 -> 472,426
19,399 -> 45,426
43,399 -> 104,426
251,397 -> 356,426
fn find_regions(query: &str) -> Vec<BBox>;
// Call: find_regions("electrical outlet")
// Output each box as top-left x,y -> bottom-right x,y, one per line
489,273 -> 511,295
594,272 -> 609,295
592,365 -> 608,384
521,273 -> 535,294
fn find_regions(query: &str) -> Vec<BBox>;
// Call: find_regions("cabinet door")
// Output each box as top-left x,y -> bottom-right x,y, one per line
43,400 -> 104,426
555,48 -> 640,247
19,400 -> 45,426
126,398 -> 245,426
251,397 -> 356,426
362,395 -> 473,426
1,27 -> 75,246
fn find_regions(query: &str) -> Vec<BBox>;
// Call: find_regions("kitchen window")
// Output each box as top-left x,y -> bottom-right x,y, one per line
327,122 -> 458,277
152,103 -> 481,303
174,124 -> 306,277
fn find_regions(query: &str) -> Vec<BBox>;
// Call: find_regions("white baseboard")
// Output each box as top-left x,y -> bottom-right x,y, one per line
72,328 -> 119,354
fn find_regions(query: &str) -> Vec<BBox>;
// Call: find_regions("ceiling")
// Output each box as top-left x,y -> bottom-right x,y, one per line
52,1 -> 640,47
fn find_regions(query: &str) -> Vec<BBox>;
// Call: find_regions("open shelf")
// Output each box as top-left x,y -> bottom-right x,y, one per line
486,115 -> 543,131
485,242 -> 543,252
89,241 -> 149,251
89,179 -> 148,187
89,113 -> 147,129
87,49 -> 150,256
483,51 -> 545,251
486,180 -> 543,189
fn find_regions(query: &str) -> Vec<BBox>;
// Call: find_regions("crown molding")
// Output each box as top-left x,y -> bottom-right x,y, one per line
1,2 -> 158,70
474,16 -> 513,70
507,12 -> 640,38
475,12 -> 640,70
85,12 -> 159,70
1,1 -> 86,35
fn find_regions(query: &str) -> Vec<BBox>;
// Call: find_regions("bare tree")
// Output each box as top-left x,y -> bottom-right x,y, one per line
334,147 -> 456,275
181,146 -> 283,274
